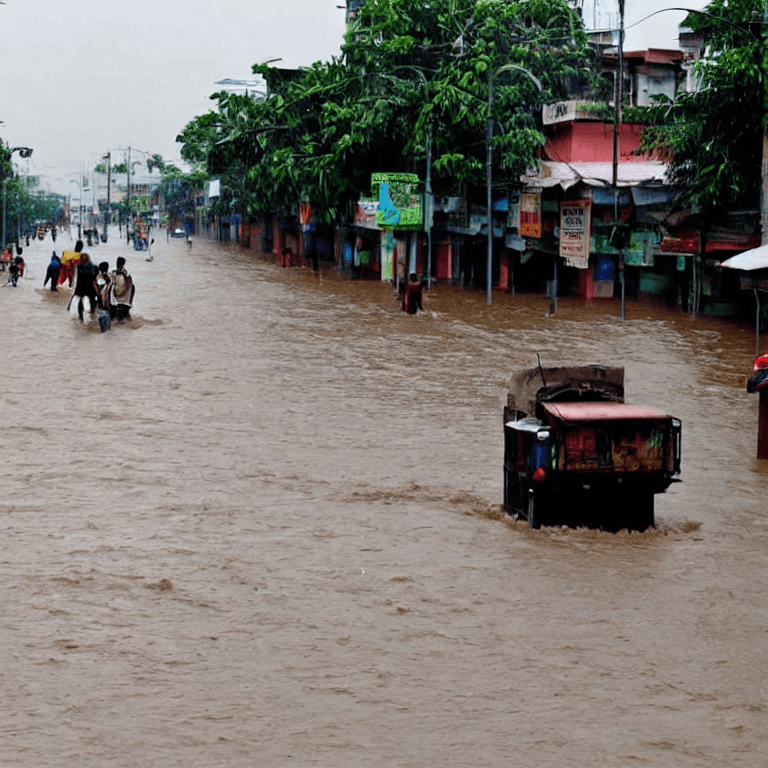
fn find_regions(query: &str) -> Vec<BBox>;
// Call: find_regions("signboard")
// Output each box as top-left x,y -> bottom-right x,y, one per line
354,200 -> 381,230
559,200 -> 592,269
740,274 -> 768,294
543,100 -> 579,125
593,228 -> 657,266
520,190 -> 542,239
371,172 -> 423,231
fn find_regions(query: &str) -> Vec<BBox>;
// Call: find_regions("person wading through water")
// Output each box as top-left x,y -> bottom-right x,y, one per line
44,252 -> 62,291
67,253 -> 99,322
94,261 -> 112,333
110,257 -> 135,322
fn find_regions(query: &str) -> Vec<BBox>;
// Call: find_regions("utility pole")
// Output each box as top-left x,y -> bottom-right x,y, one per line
126,147 -> 131,244
2,146 -> 33,248
612,0 -> 626,320
103,151 -> 111,242
486,64 -> 543,306
127,147 -> 131,211
761,2 -> 768,245
79,165 -> 84,240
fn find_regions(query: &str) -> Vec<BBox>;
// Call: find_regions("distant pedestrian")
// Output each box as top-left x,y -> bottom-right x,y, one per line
44,252 -> 62,291
7,258 -> 19,286
94,261 -> 112,333
110,256 -> 135,322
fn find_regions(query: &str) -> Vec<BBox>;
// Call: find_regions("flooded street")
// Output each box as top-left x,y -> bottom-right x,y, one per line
2,230 -> 767,767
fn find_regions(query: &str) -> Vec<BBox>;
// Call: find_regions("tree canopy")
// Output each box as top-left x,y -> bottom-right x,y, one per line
176,0 -> 591,222
644,0 -> 768,213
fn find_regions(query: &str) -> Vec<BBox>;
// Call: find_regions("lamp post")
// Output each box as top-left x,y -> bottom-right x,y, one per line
613,0 -> 626,321
103,152 -> 111,242
1,146 -> 33,249
486,65 -> 543,306
398,67 -> 433,291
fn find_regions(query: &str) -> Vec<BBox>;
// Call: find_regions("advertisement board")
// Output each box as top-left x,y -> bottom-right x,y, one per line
520,190 -> 542,238
559,200 -> 591,269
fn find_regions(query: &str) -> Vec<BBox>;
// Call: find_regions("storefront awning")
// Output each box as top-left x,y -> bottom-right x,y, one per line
718,244 -> 768,271
521,161 -> 667,191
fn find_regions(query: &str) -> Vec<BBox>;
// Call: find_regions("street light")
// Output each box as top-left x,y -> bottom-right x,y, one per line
614,0 -> 626,321
486,65 -> 542,306
102,152 -> 111,242
2,146 -> 33,249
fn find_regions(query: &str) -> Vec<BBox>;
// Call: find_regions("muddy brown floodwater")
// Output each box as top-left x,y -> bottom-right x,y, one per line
2,230 -> 767,767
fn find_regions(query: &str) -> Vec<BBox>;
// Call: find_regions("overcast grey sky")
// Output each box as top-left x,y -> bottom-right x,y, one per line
1,0 -> 709,196
1,0 -> 347,194
610,0 -> 712,50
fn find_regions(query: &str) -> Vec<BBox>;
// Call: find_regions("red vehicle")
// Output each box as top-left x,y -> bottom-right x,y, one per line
504,365 -> 681,531
747,351 -> 768,393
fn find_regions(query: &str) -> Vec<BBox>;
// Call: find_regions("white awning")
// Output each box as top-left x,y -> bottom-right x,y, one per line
521,161 -> 668,191
719,244 -> 768,271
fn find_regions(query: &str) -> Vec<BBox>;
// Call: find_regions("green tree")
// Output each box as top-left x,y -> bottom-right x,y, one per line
147,153 -> 166,173
155,163 -> 208,222
644,0 -> 767,212
176,0 -> 590,221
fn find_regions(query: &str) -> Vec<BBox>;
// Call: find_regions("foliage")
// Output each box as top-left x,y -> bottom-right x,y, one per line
3,177 -> 65,235
642,0 -> 767,212
176,0 -> 591,221
1,143 -> 17,185
155,163 -> 208,219
147,153 -> 165,173
1,145 -> 62,236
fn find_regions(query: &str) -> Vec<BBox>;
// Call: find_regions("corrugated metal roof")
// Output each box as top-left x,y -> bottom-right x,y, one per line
521,161 -> 667,190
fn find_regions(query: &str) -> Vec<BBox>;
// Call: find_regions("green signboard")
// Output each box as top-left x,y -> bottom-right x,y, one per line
371,172 -> 423,231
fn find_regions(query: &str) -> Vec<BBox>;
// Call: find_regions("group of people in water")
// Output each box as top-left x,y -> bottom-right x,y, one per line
2,245 -> 26,286
43,240 -> 135,332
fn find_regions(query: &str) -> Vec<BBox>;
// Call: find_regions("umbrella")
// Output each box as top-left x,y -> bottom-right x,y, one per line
718,244 -> 768,271
719,245 -> 768,355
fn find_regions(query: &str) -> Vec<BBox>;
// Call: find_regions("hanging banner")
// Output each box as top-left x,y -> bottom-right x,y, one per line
520,190 -> 542,238
560,200 -> 592,269
299,202 -> 317,232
